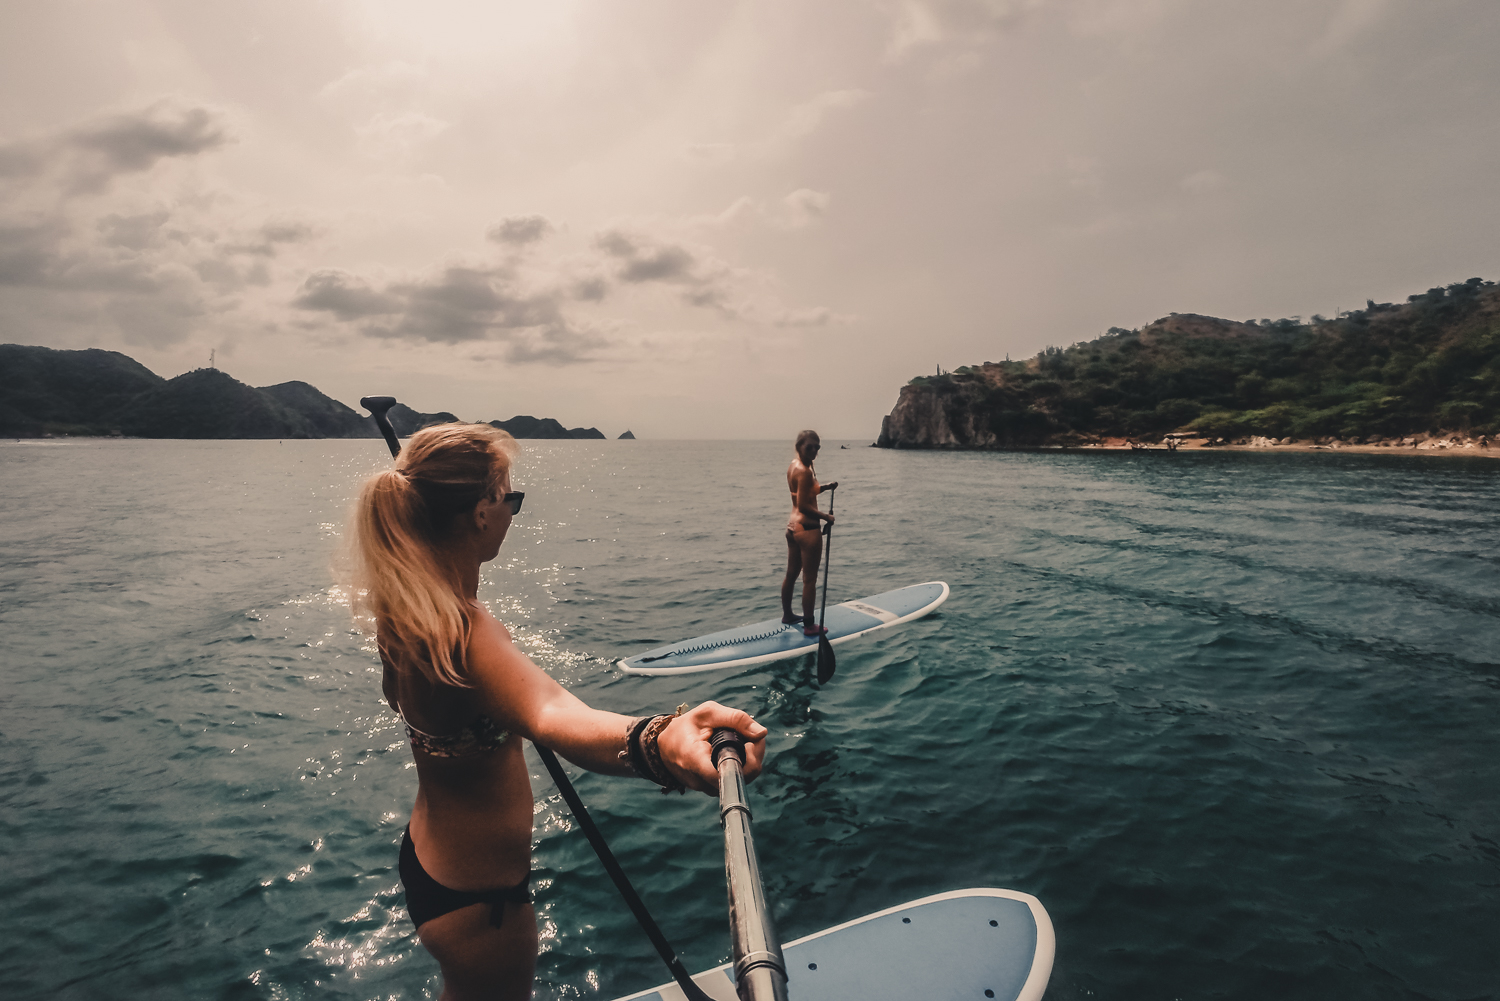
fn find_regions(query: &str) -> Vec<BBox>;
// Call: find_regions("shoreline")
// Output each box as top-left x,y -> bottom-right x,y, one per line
1073,435 -> 1498,458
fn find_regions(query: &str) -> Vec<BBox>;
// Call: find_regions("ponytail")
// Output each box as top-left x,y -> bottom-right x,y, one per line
348,423 -> 518,687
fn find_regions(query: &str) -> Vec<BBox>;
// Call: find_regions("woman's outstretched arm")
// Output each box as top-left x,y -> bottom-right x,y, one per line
465,610 -> 766,790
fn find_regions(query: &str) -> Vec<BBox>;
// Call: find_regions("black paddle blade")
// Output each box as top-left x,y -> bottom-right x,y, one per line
816,633 -> 836,684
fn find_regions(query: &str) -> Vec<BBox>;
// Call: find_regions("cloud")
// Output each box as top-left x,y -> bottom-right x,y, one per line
886,0 -> 1047,57
221,219 -> 319,257
685,142 -> 737,163
778,90 -> 869,144
97,210 -> 172,250
292,269 -> 400,321
319,60 -> 428,102
259,220 -> 317,245
570,275 -> 609,302
771,306 -> 840,327
779,188 -> 831,228
0,101 -> 232,197
292,263 -> 602,364
594,228 -> 742,314
886,0 -> 1184,56
107,283 -> 206,346
354,110 -> 449,160
66,103 -> 230,191
690,190 -> 832,232
598,231 -> 698,284
0,220 -> 67,286
486,215 -> 553,246
387,267 -> 517,343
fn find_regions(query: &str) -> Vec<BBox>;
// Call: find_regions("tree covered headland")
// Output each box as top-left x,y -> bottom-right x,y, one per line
895,278 -> 1498,445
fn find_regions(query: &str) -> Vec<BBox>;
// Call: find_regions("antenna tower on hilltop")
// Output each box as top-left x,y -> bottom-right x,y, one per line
210,349 -> 216,370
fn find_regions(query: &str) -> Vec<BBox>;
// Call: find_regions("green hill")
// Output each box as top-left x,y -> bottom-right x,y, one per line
114,368 -> 320,438
877,278 -> 1500,448
488,415 -> 605,439
1,343 -> 610,439
0,345 -> 165,435
261,381 -> 380,438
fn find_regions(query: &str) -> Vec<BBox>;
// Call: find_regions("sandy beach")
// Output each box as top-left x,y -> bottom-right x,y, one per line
1080,433 -> 1498,457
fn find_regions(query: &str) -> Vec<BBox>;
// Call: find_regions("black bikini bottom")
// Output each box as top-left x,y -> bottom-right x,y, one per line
399,827 -> 532,929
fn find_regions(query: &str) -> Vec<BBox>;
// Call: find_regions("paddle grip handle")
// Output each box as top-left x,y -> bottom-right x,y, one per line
711,727 -> 745,768
360,396 -> 402,459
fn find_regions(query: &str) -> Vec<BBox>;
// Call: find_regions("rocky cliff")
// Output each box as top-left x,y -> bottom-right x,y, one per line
877,366 -> 1005,449
875,277 -> 1500,448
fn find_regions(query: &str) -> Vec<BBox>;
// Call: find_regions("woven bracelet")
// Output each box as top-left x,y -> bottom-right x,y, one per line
618,715 -> 655,781
640,713 -> 685,794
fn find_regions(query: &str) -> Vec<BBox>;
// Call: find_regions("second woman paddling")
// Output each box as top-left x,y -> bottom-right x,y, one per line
782,429 -> 837,636
349,423 -> 768,1001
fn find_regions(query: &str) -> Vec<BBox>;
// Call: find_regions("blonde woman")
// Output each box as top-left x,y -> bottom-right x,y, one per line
350,423 -> 767,1000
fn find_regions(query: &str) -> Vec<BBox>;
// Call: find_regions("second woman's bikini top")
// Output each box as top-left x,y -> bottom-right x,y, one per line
789,463 -> 819,530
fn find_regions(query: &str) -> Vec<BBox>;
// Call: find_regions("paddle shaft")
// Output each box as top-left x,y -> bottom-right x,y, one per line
360,398 -> 715,1001
818,487 -> 835,628
816,488 -> 836,683
712,729 -> 789,1001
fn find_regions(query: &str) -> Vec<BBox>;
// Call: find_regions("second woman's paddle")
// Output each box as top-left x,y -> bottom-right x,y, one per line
816,487 -> 836,684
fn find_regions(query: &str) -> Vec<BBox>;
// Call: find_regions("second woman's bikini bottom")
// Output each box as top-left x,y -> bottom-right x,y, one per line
399,827 -> 531,929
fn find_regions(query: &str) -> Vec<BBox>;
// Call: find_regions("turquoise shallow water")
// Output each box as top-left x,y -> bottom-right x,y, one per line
1,439 -> 1497,1001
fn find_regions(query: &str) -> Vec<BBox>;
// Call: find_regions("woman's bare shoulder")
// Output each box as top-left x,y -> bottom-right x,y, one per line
466,602 -> 514,650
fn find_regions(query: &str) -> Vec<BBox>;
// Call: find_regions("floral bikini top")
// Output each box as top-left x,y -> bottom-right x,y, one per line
379,640 -> 510,758
393,701 -> 511,758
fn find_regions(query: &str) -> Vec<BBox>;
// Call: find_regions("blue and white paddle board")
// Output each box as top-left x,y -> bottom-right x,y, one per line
618,581 -> 949,675
609,887 -> 1054,1001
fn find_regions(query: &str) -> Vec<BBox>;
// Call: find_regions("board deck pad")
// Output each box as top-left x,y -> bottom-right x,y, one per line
608,887 -> 1054,1001
618,582 -> 949,675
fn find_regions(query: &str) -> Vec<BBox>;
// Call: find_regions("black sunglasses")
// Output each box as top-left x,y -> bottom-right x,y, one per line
502,491 -> 524,516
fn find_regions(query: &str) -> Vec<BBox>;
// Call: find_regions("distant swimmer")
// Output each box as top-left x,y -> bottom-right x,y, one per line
782,430 -> 837,635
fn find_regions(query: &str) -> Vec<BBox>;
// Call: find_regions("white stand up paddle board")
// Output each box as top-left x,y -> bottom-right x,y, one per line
618,582 -> 949,675
608,887 -> 1053,1001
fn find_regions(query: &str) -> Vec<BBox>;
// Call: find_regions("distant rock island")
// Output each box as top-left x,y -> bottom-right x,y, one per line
618,430 -> 635,439
488,415 -> 605,439
877,277 -> 1499,449
0,344 -> 620,440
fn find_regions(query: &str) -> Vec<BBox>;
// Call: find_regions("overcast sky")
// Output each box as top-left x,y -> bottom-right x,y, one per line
2,1 -> 1497,438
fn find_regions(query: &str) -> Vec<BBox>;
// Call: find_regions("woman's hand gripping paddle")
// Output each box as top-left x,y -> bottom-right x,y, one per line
816,487 -> 836,684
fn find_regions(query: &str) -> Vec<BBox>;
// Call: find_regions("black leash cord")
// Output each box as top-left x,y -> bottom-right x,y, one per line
534,744 -> 716,1001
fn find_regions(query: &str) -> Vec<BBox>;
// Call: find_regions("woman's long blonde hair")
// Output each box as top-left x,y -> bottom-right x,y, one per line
349,423 -> 518,686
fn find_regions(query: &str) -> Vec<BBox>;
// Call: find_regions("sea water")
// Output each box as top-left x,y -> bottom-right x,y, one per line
1,439 -> 1496,1001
